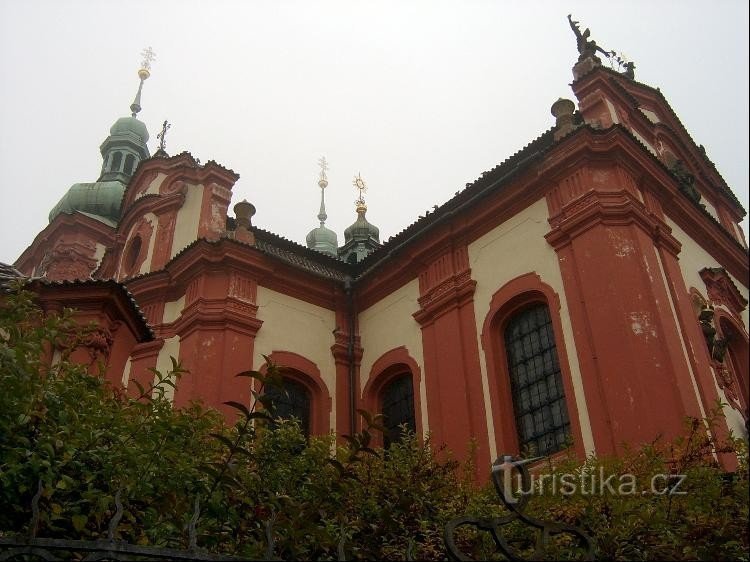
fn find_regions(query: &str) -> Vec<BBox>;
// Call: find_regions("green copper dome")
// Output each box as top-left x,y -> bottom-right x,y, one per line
109,116 -> 149,143
306,225 -> 338,257
48,180 -> 125,223
344,208 -> 380,243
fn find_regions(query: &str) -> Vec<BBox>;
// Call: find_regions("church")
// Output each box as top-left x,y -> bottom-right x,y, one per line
8,22 -> 749,472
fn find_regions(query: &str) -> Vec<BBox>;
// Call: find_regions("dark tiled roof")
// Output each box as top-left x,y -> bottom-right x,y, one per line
26,277 -> 154,339
0,262 -> 24,286
253,228 -> 353,281
357,128 -> 557,274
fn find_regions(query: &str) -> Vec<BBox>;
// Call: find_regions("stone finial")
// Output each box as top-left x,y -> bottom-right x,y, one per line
551,98 -> 577,140
233,199 -> 256,244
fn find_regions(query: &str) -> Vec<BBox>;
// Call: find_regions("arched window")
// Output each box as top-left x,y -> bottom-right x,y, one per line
381,373 -> 415,448
264,377 -> 312,437
110,151 -> 123,172
124,154 -> 136,175
124,235 -> 142,276
504,303 -> 570,456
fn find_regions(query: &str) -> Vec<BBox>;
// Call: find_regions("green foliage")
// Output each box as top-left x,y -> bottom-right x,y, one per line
1,286 -> 748,560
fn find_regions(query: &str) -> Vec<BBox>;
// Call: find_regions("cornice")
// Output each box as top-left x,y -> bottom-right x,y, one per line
413,270 -> 477,326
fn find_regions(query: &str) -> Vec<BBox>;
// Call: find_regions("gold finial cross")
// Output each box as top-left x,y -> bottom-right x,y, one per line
353,173 -> 367,202
317,156 -> 329,182
157,120 -> 171,151
140,47 -> 156,71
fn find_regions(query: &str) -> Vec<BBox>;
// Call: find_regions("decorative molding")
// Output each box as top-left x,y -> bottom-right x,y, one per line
700,267 -> 748,318
413,270 -> 476,326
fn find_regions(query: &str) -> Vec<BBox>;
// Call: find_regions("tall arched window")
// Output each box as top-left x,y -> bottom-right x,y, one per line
504,303 -> 570,456
124,235 -> 142,276
110,151 -> 123,172
264,377 -> 312,437
381,373 -> 415,448
124,154 -> 136,175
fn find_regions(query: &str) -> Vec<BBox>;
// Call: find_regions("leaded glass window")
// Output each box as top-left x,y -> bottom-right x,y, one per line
264,378 -> 311,437
381,374 -> 415,448
504,303 -> 570,456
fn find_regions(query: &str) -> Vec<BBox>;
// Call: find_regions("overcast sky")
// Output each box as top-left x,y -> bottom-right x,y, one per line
0,0 -> 747,265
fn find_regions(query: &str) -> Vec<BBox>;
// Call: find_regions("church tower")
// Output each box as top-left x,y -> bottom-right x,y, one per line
48,49 -> 154,225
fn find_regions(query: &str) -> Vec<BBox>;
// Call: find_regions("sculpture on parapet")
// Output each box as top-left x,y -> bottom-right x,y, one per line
568,14 -> 612,62
568,15 -> 636,80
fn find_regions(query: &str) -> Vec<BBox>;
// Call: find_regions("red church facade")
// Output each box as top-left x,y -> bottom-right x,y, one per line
11,51 -> 749,473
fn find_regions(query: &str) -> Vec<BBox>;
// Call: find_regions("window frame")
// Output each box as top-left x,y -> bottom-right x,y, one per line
261,351 -> 331,436
503,302 -> 571,457
481,273 -> 585,459
362,346 -> 423,447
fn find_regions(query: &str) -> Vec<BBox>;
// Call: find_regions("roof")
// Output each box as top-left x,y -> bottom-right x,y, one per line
26,277 -> 154,341
574,65 -> 745,213
0,262 -> 24,286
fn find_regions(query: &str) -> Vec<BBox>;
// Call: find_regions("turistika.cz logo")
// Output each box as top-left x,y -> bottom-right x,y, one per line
493,455 -> 687,503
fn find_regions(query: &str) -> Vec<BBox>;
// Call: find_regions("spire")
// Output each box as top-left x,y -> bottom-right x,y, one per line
305,157 -> 338,257
130,47 -> 155,117
317,156 -> 329,225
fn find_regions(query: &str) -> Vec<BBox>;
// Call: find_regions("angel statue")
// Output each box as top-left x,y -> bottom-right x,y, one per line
568,15 -> 612,63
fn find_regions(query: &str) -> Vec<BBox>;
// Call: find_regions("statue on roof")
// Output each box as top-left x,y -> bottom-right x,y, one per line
568,15 -> 612,63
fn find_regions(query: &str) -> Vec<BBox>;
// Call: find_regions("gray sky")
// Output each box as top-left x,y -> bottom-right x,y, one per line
1,0 -> 748,265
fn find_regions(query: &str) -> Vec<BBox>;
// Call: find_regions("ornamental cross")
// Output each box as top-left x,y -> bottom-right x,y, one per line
317,156 -> 329,182
157,120 -> 171,151
140,46 -> 156,71
353,173 -> 367,203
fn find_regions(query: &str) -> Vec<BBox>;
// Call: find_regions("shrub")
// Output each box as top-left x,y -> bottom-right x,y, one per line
1,286 -> 747,560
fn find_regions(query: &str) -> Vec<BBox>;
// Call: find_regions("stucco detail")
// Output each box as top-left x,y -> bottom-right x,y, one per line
468,197 -> 595,459
254,286 -> 337,431
170,183 -> 205,259
154,336 -> 181,402
163,295 -> 186,324
667,218 -> 749,328
140,172 -> 168,198
359,278 -> 427,435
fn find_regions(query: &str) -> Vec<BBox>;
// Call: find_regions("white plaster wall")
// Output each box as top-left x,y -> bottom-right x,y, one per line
139,213 -> 158,274
700,198 -> 720,222
605,99 -> 620,125
170,183 -> 205,259
121,357 -> 132,387
639,107 -> 661,123
163,295 -> 186,324
253,286 -> 338,431
154,336 -> 181,402
358,279 -> 427,434
139,172 -> 168,198
468,197 -> 595,460
93,242 -> 107,268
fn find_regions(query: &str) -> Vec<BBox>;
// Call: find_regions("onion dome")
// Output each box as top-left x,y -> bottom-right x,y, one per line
343,203 -> 380,244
